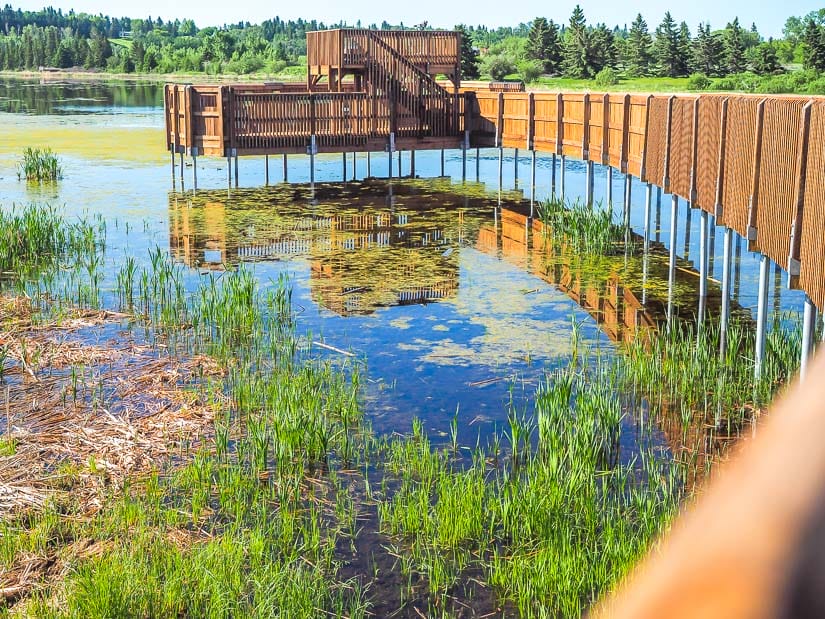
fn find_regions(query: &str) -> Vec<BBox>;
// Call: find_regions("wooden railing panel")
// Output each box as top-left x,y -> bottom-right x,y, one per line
799,101 -> 825,309
627,95 -> 648,178
561,93 -> 585,158
644,97 -> 669,187
588,95 -> 608,164
533,93 -> 560,153
607,95 -> 627,171
501,93 -> 529,148
754,98 -> 809,265
669,96 -> 696,202
471,91 -> 498,144
720,97 -> 759,238
695,96 -> 723,213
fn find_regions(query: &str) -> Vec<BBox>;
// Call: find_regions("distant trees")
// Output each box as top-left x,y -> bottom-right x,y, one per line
455,24 -> 480,79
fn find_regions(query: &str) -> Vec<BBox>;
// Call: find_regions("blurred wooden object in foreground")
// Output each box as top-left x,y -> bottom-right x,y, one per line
594,351 -> 825,619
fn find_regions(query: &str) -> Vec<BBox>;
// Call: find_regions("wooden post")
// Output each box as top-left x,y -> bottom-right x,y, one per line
788,101 -> 813,287
601,93 -> 609,165
476,147 -> 480,181
192,149 -> 198,191
265,154 -> 270,186
441,149 -> 445,177
283,153 -> 288,183
640,94 -> 653,183
690,97 -> 700,204
715,99 -> 730,218
582,92 -> 591,161
367,151 -> 371,177
621,94 -> 630,174
748,99 -> 767,245
343,152 -> 347,182
496,92 -> 504,148
662,96 -> 674,192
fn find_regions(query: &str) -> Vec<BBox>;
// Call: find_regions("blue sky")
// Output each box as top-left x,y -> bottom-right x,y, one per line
12,0 -> 819,38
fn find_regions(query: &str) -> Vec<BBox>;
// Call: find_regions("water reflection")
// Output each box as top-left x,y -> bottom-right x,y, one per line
167,179 -> 743,447
0,78 -> 163,114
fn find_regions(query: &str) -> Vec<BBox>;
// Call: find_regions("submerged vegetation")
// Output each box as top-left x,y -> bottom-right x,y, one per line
0,196 -> 804,616
16,148 -> 62,182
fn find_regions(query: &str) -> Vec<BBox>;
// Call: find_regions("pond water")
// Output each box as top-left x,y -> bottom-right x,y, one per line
0,77 -> 807,449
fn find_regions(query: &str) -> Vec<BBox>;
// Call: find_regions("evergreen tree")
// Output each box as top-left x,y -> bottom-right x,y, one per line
653,12 -> 683,77
693,22 -> 723,76
455,24 -> 480,79
748,40 -> 782,74
677,22 -> 692,74
591,23 -> 617,72
562,5 -> 596,78
624,13 -> 653,77
525,17 -> 561,73
802,19 -> 825,71
724,18 -> 747,74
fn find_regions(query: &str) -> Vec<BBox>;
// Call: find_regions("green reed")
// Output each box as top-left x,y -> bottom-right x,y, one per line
17,147 -> 63,182
537,197 -> 627,255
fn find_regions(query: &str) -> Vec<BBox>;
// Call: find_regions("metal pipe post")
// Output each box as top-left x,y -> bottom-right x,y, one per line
801,296 -> 817,379
755,254 -> 770,379
667,195 -> 678,329
720,227 -> 733,356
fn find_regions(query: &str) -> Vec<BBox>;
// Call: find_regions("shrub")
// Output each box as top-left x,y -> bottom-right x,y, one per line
517,59 -> 543,84
594,67 -> 619,87
687,73 -> 711,91
481,54 -> 517,81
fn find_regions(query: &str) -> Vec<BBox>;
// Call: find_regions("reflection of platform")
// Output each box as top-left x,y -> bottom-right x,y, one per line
472,210 -> 660,344
168,183 -> 469,315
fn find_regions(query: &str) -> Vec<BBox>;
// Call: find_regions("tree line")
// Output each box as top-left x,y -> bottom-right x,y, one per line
469,6 -> 825,84
0,3 -> 822,86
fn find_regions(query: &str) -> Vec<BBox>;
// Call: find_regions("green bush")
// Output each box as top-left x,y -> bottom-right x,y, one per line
594,67 -> 619,87
481,54 -> 517,81
517,59 -> 543,84
687,73 -> 711,90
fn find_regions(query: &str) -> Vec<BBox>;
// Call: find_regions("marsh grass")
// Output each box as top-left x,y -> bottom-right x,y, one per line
17,148 -> 62,182
537,197 -> 628,255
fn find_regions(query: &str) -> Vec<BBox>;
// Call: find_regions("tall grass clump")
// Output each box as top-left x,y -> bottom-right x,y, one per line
622,316 -> 801,435
17,147 -> 63,182
0,203 -> 103,285
538,197 -> 626,255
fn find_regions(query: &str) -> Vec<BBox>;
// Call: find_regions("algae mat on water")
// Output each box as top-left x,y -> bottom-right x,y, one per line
0,115 -> 163,166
